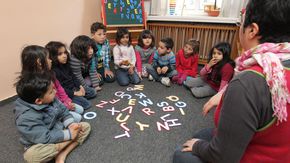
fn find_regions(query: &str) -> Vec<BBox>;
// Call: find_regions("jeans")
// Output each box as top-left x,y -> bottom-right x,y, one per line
72,96 -> 91,110
115,68 -> 140,86
83,86 -> 97,99
173,128 -> 214,163
146,64 -> 178,81
184,77 -> 217,98
97,67 -> 115,85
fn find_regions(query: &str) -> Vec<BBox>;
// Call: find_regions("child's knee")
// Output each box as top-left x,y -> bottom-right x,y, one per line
24,144 -> 57,163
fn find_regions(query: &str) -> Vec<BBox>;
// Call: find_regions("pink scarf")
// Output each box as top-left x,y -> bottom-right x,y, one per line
235,43 -> 290,123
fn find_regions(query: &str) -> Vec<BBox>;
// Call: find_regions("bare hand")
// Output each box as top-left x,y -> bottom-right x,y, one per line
96,73 -> 102,80
208,58 -> 218,68
74,90 -> 84,97
182,139 -> 200,152
68,102 -> 75,111
104,69 -> 114,78
138,72 -> 142,80
161,66 -> 168,74
157,67 -> 161,74
202,91 -> 223,116
68,123 -> 81,140
128,66 -> 134,75
80,85 -> 85,95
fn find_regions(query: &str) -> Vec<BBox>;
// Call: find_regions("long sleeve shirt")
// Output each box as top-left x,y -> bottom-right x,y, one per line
53,79 -> 72,109
95,39 -> 111,70
113,44 -> 136,69
135,45 -> 155,73
200,63 -> 234,91
175,49 -> 198,77
192,71 -> 273,163
152,51 -> 176,71
70,55 -> 100,88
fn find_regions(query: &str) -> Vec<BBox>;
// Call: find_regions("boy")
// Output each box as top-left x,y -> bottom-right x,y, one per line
14,73 -> 91,163
90,22 -> 115,87
146,37 -> 177,86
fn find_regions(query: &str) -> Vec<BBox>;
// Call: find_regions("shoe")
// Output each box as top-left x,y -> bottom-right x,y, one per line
148,75 -> 154,81
161,77 -> 171,87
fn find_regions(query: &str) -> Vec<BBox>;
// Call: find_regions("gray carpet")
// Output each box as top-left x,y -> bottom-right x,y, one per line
0,79 -> 214,163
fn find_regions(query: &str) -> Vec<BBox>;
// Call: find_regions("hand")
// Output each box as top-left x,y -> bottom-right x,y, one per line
95,86 -> 102,92
128,66 -> 134,75
161,66 -> 168,74
96,73 -> 102,80
68,102 -> 75,111
68,123 -> 81,140
157,67 -> 161,74
182,138 -> 200,152
208,58 -> 218,68
138,72 -> 142,80
202,91 -> 223,116
79,85 -> 85,95
74,90 -> 84,97
104,69 -> 114,78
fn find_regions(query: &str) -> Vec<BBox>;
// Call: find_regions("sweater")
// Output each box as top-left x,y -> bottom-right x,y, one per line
113,44 -> 136,69
175,49 -> 198,77
152,51 -> 176,71
135,45 -> 155,73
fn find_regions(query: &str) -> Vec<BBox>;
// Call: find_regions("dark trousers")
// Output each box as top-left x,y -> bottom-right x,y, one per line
97,67 -> 115,85
115,68 -> 140,86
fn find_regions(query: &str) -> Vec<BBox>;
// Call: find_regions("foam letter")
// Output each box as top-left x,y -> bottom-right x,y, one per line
128,99 -> 136,106
167,119 -> 182,127
162,106 -> 175,112
135,92 -> 146,99
179,108 -> 185,115
136,121 -> 150,131
95,100 -> 108,108
142,108 -> 155,115
157,101 -> 168,108
166,96 -> 179,102
160,114 -> 171,121
175,101 -> 187,108
109,99 -> 120,104
134,85 -> 144,91
156,121 -> 170,131
116,113 -> 130,122
121,106 -> 133,114
107,107 -> 120,116
139,99 -> 153,107
120,122 -> 130,131
114,131 -> 130,139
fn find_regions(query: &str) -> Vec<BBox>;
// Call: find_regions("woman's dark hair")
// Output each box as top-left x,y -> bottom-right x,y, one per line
207,42 -> 235,83
21,45 -> 50,74
243,0 -> 290,43
137,30 -> 155,48
70,35 -> 96,61
16,72 -> 52,104
45,41 -> 69,67
116,28 -> 131,47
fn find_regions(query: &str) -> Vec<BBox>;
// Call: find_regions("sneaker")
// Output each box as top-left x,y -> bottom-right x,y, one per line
148,75 -> 154,81
161,77 -> 171,87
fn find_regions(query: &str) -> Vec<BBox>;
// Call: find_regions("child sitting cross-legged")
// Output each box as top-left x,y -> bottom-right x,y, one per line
14,72 -> 91,163
146,37 -> 178,86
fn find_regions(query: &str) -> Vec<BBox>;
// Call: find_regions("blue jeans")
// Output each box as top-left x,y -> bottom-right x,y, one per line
173,128 -> 214,163
84,86 -> 97,99
146,64 -> 178,81
72,96 -> 91,110
69,103 -> 84,122
115,68 -> 140,86
97,67 -> 115,85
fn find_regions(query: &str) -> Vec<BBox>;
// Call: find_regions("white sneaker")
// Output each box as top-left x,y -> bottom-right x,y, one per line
148,75 -> 154,81
161,77 -> 171,87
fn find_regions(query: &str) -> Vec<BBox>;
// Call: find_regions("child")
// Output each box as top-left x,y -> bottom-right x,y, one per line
146,37 -> 177,87
14,72 -> 91,163
113,27 -> 140,86
46,41 -> 92,110
135,29 -> 156,79
184,42 -> 235,98
20,45 -> 83,122
90,22 -> 115,84
70,35 -> 101,95
172,39 -> 200,85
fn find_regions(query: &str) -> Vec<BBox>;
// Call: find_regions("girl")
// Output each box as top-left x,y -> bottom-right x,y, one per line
184,42 -> 235,98
69,35 -> 100,96
113,28 -> 140,86
20,45 -> 82,122
135,29 -> 156,79
172,39 -> 200,85
46,41 -> 92,110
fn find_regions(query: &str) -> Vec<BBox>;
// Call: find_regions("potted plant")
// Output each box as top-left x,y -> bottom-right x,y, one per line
204,0 -> 220,17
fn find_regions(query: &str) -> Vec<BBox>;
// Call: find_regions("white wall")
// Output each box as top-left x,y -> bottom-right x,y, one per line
0,0 -> 102,101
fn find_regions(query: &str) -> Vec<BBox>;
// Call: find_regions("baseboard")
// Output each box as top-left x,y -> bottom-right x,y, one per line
0,95 -> 18,107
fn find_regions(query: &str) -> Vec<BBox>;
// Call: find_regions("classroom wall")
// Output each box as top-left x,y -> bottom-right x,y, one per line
0,0 -> 102,101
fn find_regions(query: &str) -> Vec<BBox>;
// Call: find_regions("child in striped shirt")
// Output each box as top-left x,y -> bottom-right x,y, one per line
146,37 -> 177,87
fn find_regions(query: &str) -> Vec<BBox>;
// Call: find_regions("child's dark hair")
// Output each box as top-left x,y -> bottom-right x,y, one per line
21,45 -> 50,74
160,37 -> 174,49
243,0 -> 290,43
15,72 -> 52,104
185,39 -> 200,55
137,30 -> 155,48
90,22 -> 107,34
208,42 -> 235,83
70,35 -> 96,61
116,27 -> 131,47
45,41 -> 69,67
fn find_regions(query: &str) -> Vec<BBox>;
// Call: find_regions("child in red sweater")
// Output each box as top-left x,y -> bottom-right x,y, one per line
172,39 -> 200,85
